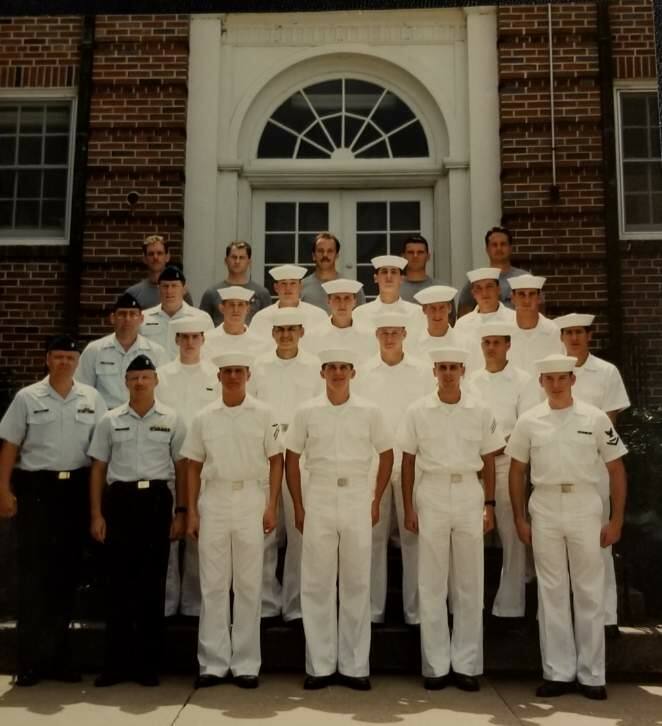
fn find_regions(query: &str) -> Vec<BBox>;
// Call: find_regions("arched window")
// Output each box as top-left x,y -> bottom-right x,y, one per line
257,78 -> 429,160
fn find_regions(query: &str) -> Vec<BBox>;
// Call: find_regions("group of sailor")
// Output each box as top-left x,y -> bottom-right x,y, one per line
0,229 -> 629,702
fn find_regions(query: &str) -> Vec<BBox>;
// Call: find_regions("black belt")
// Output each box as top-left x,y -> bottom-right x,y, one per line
16,468 -> 88,482
110,479 -> 168,490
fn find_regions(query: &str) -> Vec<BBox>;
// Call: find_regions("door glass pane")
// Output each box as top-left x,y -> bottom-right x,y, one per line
356,232 -> 387,263
0,137 -> 16,165
265,233 -> 295,264
299,202 -> 328,232
356,265 -> 378,298
391,201 -> 420,231
266,202 -> 295,231
357,202 -> 386,231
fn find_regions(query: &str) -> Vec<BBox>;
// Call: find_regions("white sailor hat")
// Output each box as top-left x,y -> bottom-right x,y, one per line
535,354 -> 577,374
322,278 -> 363,295
479,322 -> 515,338
170,316 -> 213,335
467,267 -> 501,283
373,312 -> 409,329
218,286 -> 254,302
554,313 -> 595,329
268,264 -> 307,281
211,352 -> 254,369
371,255 -> 407,271
508,274 -> 546,290
428,347 -> 468,365
271,307 -> 306,327
318,348 -> 357,367
414,285 -> 458,305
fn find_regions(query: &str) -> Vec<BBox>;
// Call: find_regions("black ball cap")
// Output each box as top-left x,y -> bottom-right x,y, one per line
126,355 -> 156,372
158,265 -> 186,284
46,334 -> 79,353
114,292 -> 141,311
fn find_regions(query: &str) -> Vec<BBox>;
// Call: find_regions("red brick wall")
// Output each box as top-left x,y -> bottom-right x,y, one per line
497,0 -> 660,406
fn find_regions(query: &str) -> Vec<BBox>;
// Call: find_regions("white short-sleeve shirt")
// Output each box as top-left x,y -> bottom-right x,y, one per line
155,358 -> 219,427
508,314 -> 564,378
141,302 -> 214,360
571,353 -> 631,415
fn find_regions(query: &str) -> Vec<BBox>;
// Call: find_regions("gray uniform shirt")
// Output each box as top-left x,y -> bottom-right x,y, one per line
301,273 -> 366,312
399,276 -> 445,304
199,280 -> 272,326
0,378 -> 107,471
125,278 -> 193,309
457,265 -> 530,311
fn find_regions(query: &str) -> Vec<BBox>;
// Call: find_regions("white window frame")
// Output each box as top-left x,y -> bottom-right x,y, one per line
0,88 -> 78,246
614,82 -> 662,240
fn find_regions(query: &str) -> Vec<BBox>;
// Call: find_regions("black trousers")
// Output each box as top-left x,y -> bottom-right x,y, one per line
102,481 -> 172,676
14,469 -> 89,675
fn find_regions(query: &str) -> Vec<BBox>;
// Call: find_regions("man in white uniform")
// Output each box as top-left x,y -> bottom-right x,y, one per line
285,349 -> 393,691
204,286 -> 272,360
355,313 -> 432,625
251,308 -> 322,622
157,316 -> 218,618
249,264 -> 328,339
454,268 -> 516,375
399,346 -> 504,691
556,313 -> 631,636
183,352 -> 283,689
466,324 -> 539,624
302,279 -> 376,362
507,354 -> 627,700
141,266 -> 213,360
508,275 -> 562,377
77,293 -> 168,408
413,285 -> 461,354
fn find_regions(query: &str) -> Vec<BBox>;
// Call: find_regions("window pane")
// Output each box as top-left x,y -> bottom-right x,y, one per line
389,121 -> 429,157
650,161 -> 662,192
356,232 -> 387,263
321,115 -> 342,149
357,201 -> 386,231
303,80 -> 342,116
344,115 -> 364,149
351,122 -> 381,153
356,139 -> 389,159
265,202 -> 295,231
371,92 -> 414,133
44,135 -> 69,165
16,170 -> 41,198
345,79 -> 383,116
257,122 -> 297,159
298,233 -> 318,260
0,106 -> 18,133
302,122 -> 333,153
15,199 -> 39,227
624,194 -> 650,226
0,170 -> 14,198
43,169 -> 68,197
0,200 -> 11,226
271,92 -> 316,134
46,105 -> 71,133
391,201 -> 420,231
622,95 -> 648,126
623,128 -> 649,159
19,106 -> 44,133
357,264 -> 378,298
623,162 -> 649,192
296,139 -> 330,159
41,198 -> 65,228
653,194 -> 662,224
265,233 -> 295,264
650,127 -> 661,158
18,136 -> 42,165
299,202 -> 328,231
0,137 -> 16,164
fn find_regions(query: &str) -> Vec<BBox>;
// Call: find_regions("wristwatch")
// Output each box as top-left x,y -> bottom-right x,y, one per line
484,500 -> 496,507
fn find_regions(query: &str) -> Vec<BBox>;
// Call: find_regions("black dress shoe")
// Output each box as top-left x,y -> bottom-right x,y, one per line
94,672 -> 127,688
337,674 -> 371,691
194,673 -> 230,689
136,672 -> 160,687
535,680 -> 576,698
605,625 -> 621,640
303,674 -> 334,690
453,673 -> 480,692
578,683 -> 607,701
14,670 -> 41,687
423,674 -> 451,691
234,675 -> 259,689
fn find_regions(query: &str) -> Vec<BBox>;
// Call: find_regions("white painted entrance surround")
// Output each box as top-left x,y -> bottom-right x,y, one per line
184,8 -> 501,302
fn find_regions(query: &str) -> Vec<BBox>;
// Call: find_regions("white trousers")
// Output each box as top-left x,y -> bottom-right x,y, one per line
530,485 -> 606,686
261,485 -> 282,618
165,539 -> 202,616
597,465 -> 618,625
301,477 -> 372,677
492,455 -> 527,617
417,474 -> 484,678
392,474 -> 419,625
370,480 -> 393,623
197,480 -> 264,677
281,470 -> 308,621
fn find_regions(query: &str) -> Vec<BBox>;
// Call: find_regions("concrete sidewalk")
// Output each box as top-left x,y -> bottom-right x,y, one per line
1,674 -> 662,726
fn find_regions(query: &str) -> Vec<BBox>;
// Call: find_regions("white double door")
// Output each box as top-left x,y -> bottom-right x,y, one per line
252,189 -> 433,297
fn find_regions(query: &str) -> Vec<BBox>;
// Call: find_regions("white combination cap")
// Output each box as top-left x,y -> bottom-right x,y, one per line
555,313 -> 595,330
466,267 -> 501,284
373,312 -> 409,329
428,347 -> 468,365
535,354 -> 577,374
318,348 -> 357,366
371,255 -> 407,271
508,274 -> 546,290
211,352 -> 254,369
218,286 -> 254,302
269,264 -> 307,281
479,322 -> 515,338
170,316 -> 213,335
271,307 -> 306,327
414,285 -> 458,305
322,278 -> 363,295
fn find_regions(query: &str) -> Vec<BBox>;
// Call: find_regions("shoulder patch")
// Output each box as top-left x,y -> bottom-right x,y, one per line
604,427 -> 620,446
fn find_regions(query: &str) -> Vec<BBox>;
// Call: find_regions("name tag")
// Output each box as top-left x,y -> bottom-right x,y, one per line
99,361 -> 115,366
150,426 -> 171,433
77,407 -> 95,415
32,408 -> 50,414
145,322 -> 160,327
